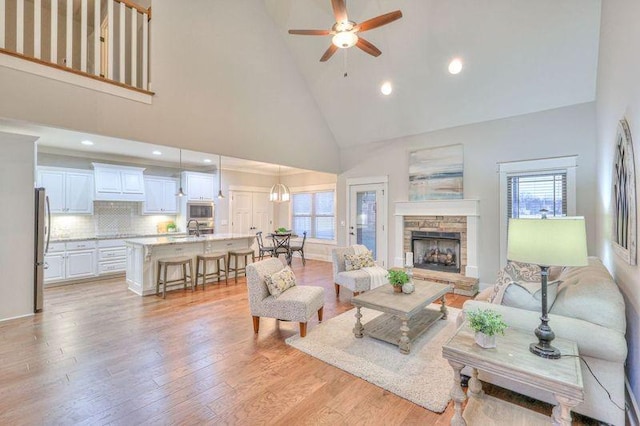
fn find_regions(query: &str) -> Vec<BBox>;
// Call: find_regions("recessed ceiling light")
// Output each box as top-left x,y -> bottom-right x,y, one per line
152,150 -> 162,155
203,159 -> 212,163
448,58 -> 463,75
81,140 -> 94,146
380,81 -> 393,96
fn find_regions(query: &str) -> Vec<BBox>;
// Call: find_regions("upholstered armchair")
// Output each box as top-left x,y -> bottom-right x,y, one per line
246,258 -> 324,337
331,246 -> 388,297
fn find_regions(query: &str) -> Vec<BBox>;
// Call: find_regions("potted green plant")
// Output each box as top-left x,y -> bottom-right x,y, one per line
388,270 -> 410,293
467,308 -> 508,348
275,227 -> 289,234
166,222 -> 177,233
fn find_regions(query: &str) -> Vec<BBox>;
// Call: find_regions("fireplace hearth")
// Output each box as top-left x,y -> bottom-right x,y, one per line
411,231 -> 461,273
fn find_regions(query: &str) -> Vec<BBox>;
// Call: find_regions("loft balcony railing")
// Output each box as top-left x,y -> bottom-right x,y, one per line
0,0 -> 152,96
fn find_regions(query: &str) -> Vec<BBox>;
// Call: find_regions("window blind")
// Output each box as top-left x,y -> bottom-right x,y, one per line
507,173 -> 567,219
292,190 -> 335,240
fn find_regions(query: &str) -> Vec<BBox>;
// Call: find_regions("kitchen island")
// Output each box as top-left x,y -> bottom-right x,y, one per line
125,233 -> 256,296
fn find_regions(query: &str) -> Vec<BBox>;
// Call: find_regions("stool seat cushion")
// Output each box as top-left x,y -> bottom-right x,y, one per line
158,256 -> 192,265
198,252 -> 226,259
229,248 -> 254,255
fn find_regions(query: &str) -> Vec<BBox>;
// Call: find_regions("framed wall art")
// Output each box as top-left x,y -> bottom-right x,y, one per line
612,118 -> 637,265
409,144 -> 463,201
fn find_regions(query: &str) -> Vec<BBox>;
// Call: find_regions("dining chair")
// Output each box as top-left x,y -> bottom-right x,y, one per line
290,231 -> 307,266
256,231 -> 275,260
271,233 -> 292,265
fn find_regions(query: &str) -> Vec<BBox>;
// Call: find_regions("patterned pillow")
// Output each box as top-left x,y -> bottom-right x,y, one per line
344,252 -> 375,271
504,261 -> 541,282
488,269 -> 513,303
264,266 -> 297,298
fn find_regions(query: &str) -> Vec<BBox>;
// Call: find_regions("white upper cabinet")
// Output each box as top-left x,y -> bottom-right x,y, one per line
143,177 -> 178,214
37,168 -> 94,214
92,163 -> 146,201
184,172 -> 214,201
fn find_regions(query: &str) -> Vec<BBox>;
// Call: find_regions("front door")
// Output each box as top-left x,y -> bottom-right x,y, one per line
348,183 -> 387,266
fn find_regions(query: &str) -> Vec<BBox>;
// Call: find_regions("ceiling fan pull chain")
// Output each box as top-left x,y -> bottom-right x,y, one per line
343,50 -> 348,77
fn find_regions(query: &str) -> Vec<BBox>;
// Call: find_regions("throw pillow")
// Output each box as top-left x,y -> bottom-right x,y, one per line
344,252 -> 375,271
504,261 -> 541,282
264,266 -> 297,298
488,269 -> 513,303
501,279 -> 562,312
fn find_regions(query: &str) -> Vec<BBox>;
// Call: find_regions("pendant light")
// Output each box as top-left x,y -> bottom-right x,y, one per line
217,155 -> 224,199
176,149 -> 186,197
269,165 -> 291,202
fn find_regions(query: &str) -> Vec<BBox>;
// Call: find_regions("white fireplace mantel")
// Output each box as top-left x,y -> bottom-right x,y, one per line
394,199 -> 480,278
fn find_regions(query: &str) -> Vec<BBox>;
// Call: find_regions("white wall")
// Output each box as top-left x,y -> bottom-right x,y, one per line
0,0 -> 340,173
338,102 -> 598,285
595,0 -> 640,409
0,132 -> 37,321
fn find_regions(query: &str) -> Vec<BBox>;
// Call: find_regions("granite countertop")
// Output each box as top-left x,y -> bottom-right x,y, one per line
51,232 -> 187,243
124,233 -> 256,247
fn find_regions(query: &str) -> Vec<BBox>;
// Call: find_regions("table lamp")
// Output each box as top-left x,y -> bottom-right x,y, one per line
507,217 -> 588,359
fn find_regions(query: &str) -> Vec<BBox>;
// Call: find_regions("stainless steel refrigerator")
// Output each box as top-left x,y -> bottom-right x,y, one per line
34,188 -> 50,312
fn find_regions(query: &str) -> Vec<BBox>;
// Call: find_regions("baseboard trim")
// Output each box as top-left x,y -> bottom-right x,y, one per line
627,376 -> 639,426
0,312 -> 35,323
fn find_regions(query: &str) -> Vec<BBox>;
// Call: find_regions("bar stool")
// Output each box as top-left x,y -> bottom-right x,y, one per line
228,249 -> 255,283
156,256 -> 194,299
195,252 -> 228,289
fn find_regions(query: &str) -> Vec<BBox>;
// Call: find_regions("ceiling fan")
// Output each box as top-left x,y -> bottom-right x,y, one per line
288,0 -> 403,62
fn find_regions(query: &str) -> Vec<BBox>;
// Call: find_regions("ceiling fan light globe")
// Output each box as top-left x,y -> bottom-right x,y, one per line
332,31 -> 358,49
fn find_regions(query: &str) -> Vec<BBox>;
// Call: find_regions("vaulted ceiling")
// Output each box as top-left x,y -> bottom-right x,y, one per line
264,0 -> 601,148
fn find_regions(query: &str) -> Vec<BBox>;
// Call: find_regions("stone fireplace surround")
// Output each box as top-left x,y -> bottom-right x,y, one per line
394,200 -> 480,278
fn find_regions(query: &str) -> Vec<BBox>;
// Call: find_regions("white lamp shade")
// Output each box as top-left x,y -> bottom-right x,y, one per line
507,217 -> 588,267
269,183 -> 291,202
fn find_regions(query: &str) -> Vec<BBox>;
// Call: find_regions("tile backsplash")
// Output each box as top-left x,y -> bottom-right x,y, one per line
51,201 -> 177,239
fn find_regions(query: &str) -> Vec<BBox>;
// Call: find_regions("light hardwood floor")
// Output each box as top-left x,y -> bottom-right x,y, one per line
0,259 -> 598,425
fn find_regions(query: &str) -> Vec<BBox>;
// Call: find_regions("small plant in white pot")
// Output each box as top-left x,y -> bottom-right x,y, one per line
467,309 -> 508,349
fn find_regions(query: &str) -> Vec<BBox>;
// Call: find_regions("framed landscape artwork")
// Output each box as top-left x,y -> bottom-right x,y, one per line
612,118 -> 637,265
409,144 -> 463,200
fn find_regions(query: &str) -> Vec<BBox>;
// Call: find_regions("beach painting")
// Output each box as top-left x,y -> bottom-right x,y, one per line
409,145 -> 463,200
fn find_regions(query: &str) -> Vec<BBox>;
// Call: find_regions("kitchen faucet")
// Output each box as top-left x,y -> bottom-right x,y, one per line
186,220 -> 201,237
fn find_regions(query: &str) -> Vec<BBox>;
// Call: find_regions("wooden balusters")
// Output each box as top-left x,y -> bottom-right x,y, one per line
119,1 -> 125,83
51,0 -> 58,63
16,0 -> 24,53
130,7 -> 137,87
34,0 -> 41,59
94,0 -> 101,76
81,0 -> 87,72
66,0 -> 72,67
0,0 -> 4,48
142,10 -> 148,90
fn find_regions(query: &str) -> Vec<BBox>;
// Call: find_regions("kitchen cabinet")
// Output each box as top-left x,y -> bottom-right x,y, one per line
183,172 -> 214,201
44,240 -> 97,284
98,239 -> 127,274
143,177 -> 178,214
93,163 -> 146,201
37,168 -> 94,214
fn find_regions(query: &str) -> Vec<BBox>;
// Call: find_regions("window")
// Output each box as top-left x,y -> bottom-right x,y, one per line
507,172 -> 567,219
498,156 -> 577,267
291,190 -> 335,240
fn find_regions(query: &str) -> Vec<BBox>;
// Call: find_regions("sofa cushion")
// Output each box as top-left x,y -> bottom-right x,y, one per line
501,280 -> 561,311
551,257 -> 626,333
344,252 -> 375,271
336,270 -> 373,292
265,266 -> 296,298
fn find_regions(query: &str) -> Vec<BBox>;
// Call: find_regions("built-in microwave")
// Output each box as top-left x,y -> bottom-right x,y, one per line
187,202 -> 214,221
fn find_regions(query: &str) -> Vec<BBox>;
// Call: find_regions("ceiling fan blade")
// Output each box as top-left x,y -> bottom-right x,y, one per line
331,0 -> 348,23
356,37 -> 382,57
320,44 -> 339,62
288,29 -> 331,36
356,10 -> 403,32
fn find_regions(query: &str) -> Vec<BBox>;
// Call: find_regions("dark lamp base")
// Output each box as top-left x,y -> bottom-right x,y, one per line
529,342 -> 561,359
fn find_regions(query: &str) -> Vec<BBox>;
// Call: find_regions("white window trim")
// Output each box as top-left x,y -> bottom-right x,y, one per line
498,156 -> 577,267
289,183 -> 337,245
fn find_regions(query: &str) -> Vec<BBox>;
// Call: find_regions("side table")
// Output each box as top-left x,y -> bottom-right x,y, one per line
442,322 -> 583,426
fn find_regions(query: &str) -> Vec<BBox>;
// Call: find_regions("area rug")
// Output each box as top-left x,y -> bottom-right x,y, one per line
285,305 -> 460,413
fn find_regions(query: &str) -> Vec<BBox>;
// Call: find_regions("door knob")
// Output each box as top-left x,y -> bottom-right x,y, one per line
349,232 -> 355,236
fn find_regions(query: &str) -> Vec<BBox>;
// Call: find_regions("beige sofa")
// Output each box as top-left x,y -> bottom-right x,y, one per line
460,257 -> 627,425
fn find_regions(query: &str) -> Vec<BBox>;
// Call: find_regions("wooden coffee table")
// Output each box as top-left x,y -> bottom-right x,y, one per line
351,281 -> 453,354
